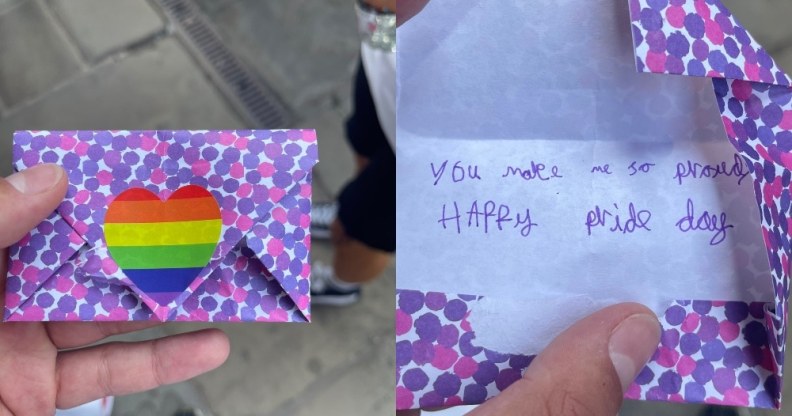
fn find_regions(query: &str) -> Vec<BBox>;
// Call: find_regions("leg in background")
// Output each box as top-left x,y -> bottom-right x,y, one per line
332,60 -> 396,284
331,218 -> 392,284
333,143 -> 396,284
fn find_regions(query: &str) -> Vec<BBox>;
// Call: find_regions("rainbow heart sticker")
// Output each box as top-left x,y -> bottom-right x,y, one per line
104,185 -> 222,306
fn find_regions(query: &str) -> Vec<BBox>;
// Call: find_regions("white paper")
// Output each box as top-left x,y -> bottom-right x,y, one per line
396,0 -> 773,355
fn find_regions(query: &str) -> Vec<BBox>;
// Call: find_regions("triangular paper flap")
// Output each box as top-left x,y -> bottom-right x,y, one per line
713,78 -> 792,397
4,213 -> 86,320
169,244 -> 309,322
11,130 -> 318,318
6,258 -> 155,321
628,0 -> 790,85
6,240 -> 308,322
244,171 -> 313,322
72,245 -> 175,320
626,0 -> 792,400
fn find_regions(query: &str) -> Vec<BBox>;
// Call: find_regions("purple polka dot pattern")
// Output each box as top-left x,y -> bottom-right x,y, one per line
630,0 -> 792,408
628,301 -> 777,407
397,0 -> 792,410
395,292 -> 778,409
712,78 -> 792,406
5,130 -> 318,322
629,0 -> 790,86
395,290 -> 533,409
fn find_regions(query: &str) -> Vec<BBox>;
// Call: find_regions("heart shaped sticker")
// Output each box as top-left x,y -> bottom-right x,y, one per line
104,185 -> 222,306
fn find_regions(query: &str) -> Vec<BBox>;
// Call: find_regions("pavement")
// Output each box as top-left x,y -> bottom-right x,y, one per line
0,0 -> 393,415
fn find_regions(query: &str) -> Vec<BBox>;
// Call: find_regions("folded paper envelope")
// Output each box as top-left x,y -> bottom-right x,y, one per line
5,130 -> 318,322
396,0 -> 792,410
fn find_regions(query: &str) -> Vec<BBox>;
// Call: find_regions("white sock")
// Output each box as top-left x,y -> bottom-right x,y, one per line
327,272 -> 361,291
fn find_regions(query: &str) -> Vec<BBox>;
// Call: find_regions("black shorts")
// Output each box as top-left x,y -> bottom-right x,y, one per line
337,62 -> 396,253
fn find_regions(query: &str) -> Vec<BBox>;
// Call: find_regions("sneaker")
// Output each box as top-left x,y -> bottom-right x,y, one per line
311,201 -> 337,240
311,261 -> 361,306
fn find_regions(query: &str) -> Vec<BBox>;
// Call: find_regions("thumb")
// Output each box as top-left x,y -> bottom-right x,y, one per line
469,303 -> 661,416
0,164 -> 68,248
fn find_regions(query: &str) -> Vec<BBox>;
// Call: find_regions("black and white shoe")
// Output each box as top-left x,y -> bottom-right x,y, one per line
311,202 -> 337,240
311,262 -> 361,306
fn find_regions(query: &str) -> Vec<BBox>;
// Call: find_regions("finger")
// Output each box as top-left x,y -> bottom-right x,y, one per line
0,164 -> 67,248
470,303 -> 661,416
46,321 -> 162,349
0,323 -> 57,416
55,328 -> 230,409
397,0 -> 430,26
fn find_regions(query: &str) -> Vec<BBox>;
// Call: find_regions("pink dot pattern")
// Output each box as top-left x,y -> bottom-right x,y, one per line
396,0 -> 792,410
630,0 -> 790,86
396,291 -> 778,409
5,130 -> 318,322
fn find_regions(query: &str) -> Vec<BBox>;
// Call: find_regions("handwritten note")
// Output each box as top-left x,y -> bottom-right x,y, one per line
395,0 -> 771,358
431,157 -> 745,245
397,135 -> 772,315
425,152 -> 749,250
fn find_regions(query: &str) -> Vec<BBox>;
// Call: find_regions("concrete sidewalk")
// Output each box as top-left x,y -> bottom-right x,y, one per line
0,0 -> 393,415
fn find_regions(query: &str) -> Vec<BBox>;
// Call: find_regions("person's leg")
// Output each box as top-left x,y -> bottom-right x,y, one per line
330,218 -> 391,284
332,60 -> 395,284
311,61 -> 395,304
332,143 -> 396,284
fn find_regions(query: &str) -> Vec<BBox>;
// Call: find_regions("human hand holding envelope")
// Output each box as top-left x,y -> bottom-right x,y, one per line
0,164 -> 230,411
5,130 -> 318,322
397,0 -> 792,410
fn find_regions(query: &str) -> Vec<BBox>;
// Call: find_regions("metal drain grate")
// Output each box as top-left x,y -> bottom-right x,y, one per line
157,0 -> 292,127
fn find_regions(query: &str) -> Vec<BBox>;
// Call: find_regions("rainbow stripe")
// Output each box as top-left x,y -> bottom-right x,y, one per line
105,186 -> 221,305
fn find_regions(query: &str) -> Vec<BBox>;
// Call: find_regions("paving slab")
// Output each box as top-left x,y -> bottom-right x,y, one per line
111,383 -> 212,416
194,0 -> 360,119
0,0 -> 23,14
0,0 -> 82,107
49,0 -> 165,62
161,240 -> 395,416
0,36 -> 246,176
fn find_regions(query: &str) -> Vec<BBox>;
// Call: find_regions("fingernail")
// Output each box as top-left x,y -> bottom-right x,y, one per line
6,164 -> 64,195
608,313 -> 661,393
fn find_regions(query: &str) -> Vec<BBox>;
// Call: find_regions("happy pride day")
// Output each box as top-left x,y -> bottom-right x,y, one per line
430,155 -> 752,246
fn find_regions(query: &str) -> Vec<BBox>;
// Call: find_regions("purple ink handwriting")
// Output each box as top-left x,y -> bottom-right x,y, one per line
673,155 -> 749,186
628,161 -> 656,176
502,162 -> 562,181
438,200 -> 537,237
590,164 -> 613,175
585,202 -> 652,236
431,160 -> 482,185
675,198 -> 734,245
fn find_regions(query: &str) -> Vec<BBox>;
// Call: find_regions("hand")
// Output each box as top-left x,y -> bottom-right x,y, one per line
400,303 -> 661,416
397,0 -> 430,26
0,164 -> 230,414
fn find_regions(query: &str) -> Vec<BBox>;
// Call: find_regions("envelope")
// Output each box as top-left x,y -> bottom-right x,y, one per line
396,0 -> 791,410
4,130 -> 318,322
